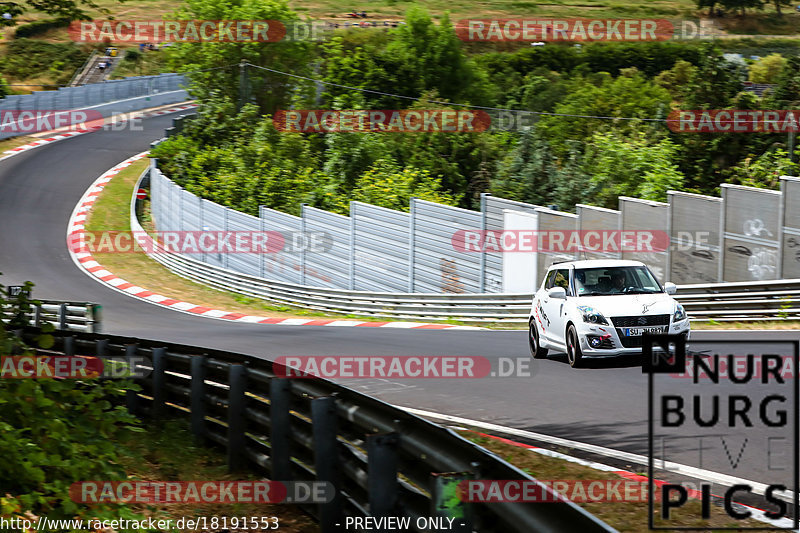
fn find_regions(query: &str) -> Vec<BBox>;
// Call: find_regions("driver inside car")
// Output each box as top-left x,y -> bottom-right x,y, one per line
610,271 -> 626,293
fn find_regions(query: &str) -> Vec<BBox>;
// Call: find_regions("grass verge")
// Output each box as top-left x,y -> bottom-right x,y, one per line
119,419 -> 318,532
0,135 -> 37,153
458,429 -> 773,532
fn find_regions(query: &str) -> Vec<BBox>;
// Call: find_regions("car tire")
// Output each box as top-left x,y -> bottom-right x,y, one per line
566,325 -> 584,368
529,320 -> 548,359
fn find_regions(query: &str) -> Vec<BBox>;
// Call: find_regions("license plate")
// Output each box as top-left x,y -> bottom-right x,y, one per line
623,326 -> 667,336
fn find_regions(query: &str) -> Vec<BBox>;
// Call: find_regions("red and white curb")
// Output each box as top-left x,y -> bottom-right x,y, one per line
400,406 -> 796,529
66,153 -> 480,330
0,104 -> 197,163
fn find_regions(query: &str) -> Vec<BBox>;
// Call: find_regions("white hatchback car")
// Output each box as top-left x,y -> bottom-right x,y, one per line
528,259 -> 690,367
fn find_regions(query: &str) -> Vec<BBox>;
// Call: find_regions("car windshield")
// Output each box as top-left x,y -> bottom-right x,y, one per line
574,266 -> 662,296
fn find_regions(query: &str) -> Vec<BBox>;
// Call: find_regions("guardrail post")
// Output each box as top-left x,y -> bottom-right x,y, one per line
125,344 -> 140,415
270,379 -> 291,481
59,303 -> 68,330
63,336 -> 75,357
431,472 -> 473,532
479,193 -> 488,293
227,364 -> 247,472
95,338 -> 108,358
151,347 -> 166,418
311,396 -> 342,532
190,355 -> 207,441
367,432 -> 399,518
33,306 -> 41,328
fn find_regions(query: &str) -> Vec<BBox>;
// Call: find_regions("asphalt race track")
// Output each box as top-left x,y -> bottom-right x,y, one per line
1,111 -> 799,490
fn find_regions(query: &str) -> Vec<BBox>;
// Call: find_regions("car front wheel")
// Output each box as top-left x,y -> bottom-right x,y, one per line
566,325 -> 584,368
529,320 -> 549,359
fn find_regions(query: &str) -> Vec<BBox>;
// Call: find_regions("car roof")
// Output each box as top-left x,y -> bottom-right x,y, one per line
547,259 -> 645,269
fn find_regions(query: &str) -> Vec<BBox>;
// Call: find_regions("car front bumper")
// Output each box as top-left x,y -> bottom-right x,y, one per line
575,318 -> 691,357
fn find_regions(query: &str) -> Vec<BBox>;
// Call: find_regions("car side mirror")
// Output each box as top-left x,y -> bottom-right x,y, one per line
664,282 -> 677,295
548,286 -> 567,299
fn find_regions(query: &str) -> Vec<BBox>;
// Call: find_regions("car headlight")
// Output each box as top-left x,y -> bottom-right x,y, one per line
577,306 -> 608,325
674,303 -> 686,321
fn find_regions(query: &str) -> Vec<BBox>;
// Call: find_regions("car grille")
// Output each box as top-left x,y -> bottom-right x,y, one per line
610,314 -> 671,328
618,336 -> 644,348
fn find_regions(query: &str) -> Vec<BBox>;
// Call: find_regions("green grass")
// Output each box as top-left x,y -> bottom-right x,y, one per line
119,419 -> 318,532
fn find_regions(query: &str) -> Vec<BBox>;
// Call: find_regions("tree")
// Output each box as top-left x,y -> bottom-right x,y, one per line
765,56 -> 800,108
696,0 -> 719,16
491,129 -> 558,206
768,0 -> 792,15
583,130 -> 685,209
719,0 -> 764,16
537,70 -> 672,156
163,0 -> 311,115
654,60 -> 697,98
681,44 -> 746,109
749,54 -> 787,84
384,7 -> 488,105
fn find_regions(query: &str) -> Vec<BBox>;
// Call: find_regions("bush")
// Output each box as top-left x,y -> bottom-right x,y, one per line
124,48 -> 142,62
0,280 -> 144,523
13,17 -> 71,39
1,39 -> 85,84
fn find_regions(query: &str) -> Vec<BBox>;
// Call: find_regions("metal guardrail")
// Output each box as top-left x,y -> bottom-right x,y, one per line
1,300 -> 102,332
19,329 -> 617,533
131,168 -> 800,323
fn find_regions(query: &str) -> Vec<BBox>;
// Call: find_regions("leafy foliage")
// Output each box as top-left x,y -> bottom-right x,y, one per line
12,17 -> 70,38
537,69 -> 672,156
153,7 -> 800,219
0,279 -> 143,524
584,130 -> 685,208
748,53 -> 787,84
0,39 -> 84,84
162,0 -> 311,115
723,149 -> 800,188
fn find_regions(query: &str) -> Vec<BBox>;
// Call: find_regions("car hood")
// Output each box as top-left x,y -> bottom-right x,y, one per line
575,292 -> 677,318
